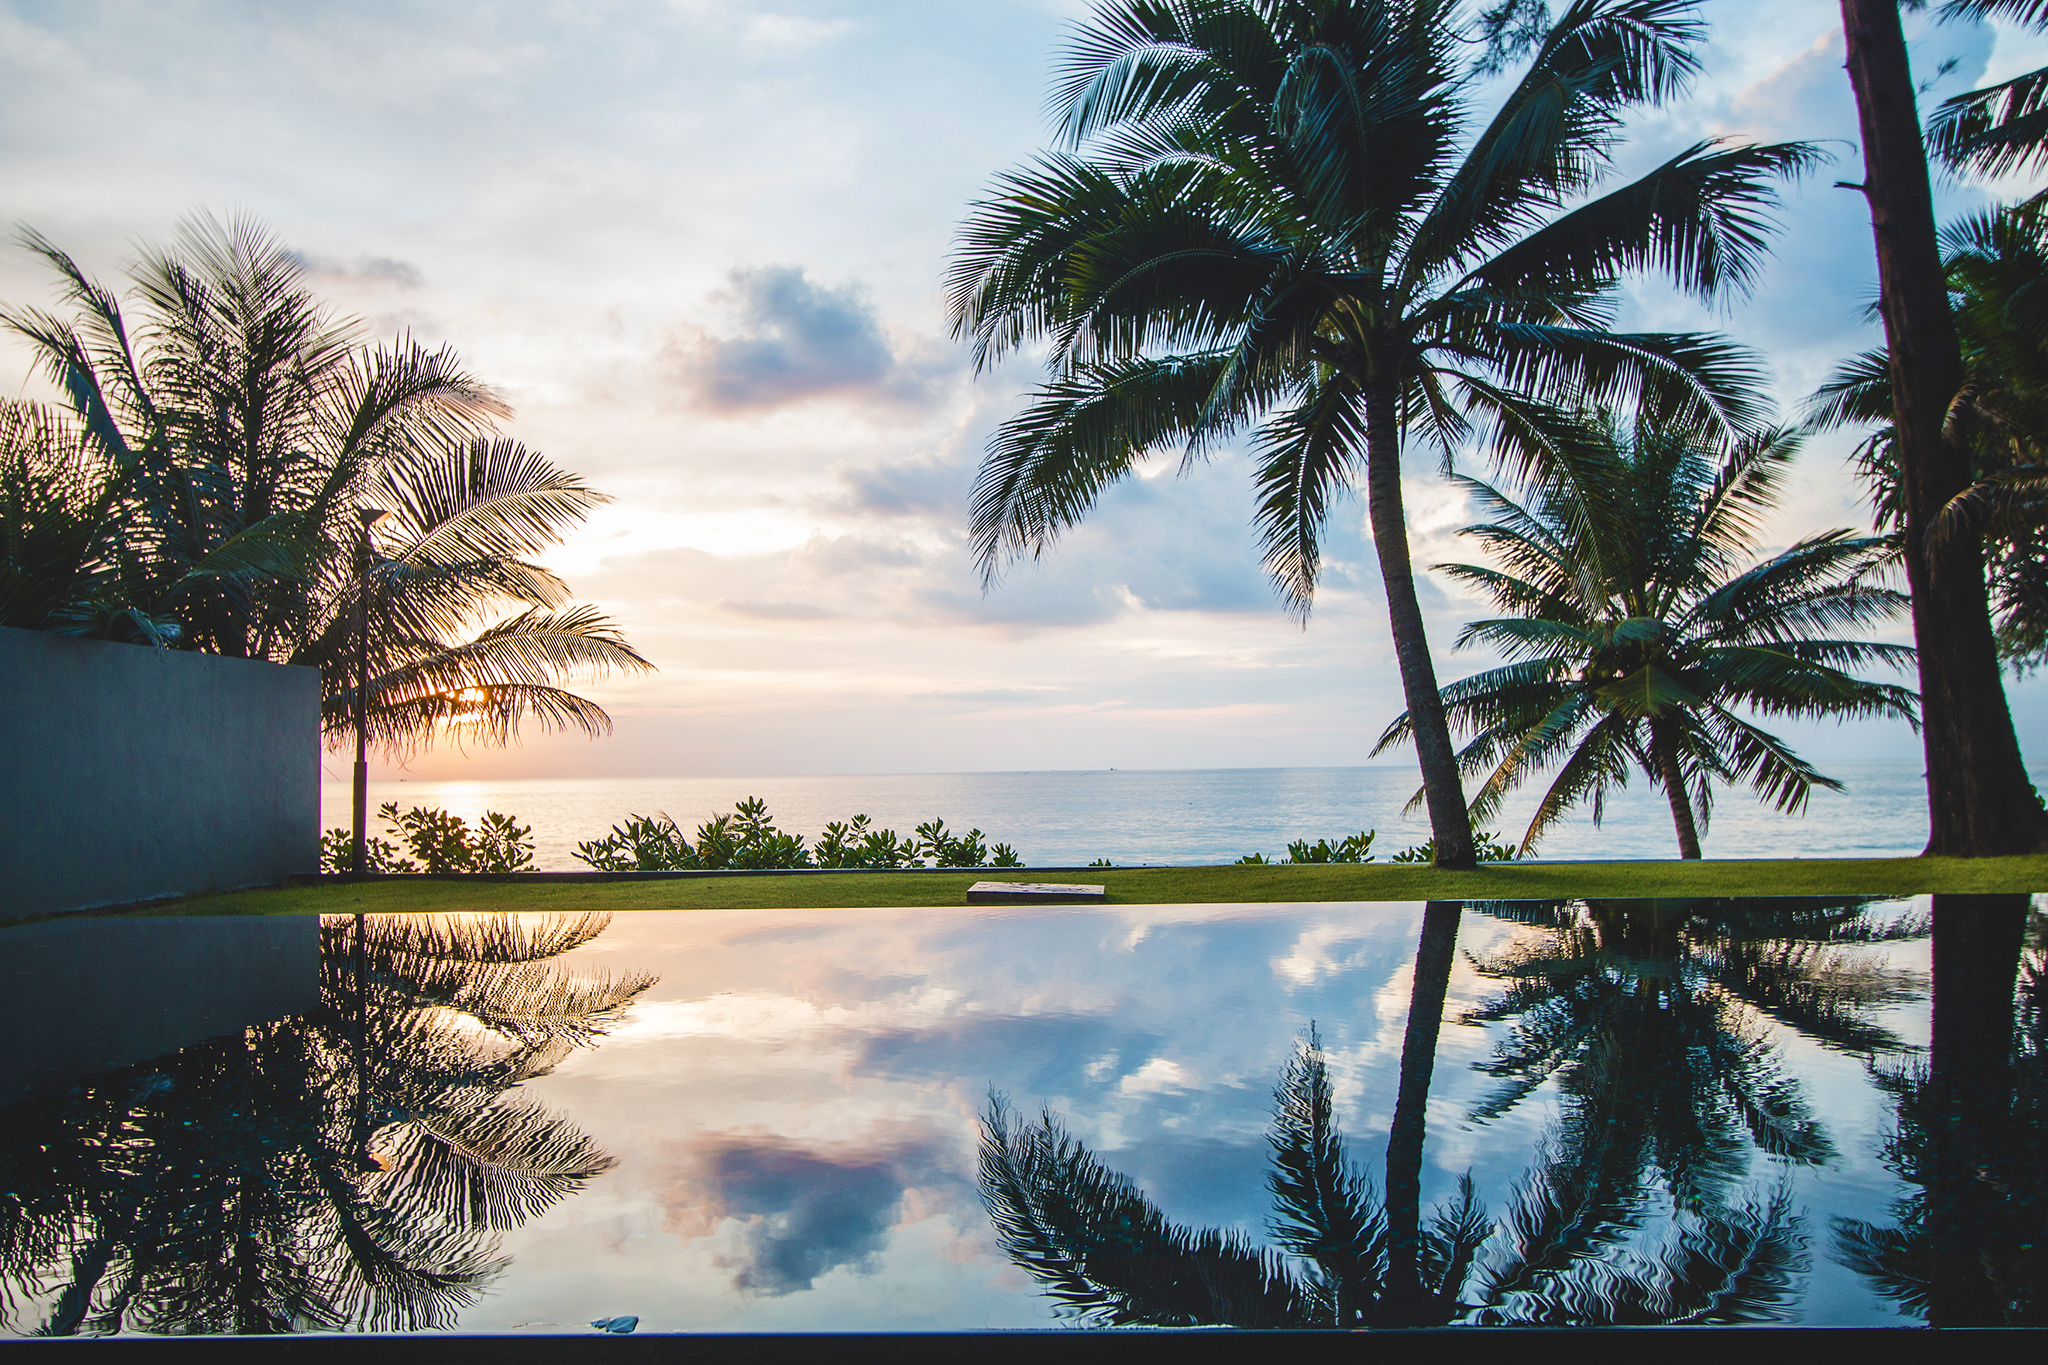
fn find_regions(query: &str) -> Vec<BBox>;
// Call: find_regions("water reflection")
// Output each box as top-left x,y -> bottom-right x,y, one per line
5,896 -> 2040,1333
1462,898 -> 1930,1206
0,913 -> 653,1335
979,901 -> 1824,1327
1834,895 -> 2046,1326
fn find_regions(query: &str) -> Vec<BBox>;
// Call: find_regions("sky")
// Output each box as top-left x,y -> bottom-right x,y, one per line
3,0 -> 2046,780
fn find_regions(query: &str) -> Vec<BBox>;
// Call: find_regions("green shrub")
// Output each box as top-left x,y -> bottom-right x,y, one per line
1286,830 -> 1377,864
1389,832 -> 1523,863
1238,828 -> 1522,866
320,803 -> 535,874
1236,830 -> 1376,864
572,798 -> 1026,871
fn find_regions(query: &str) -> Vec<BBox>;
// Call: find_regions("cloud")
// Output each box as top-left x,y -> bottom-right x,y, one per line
834,457 -> 967,521
791,532 -> 926,576
660,265 -> 952,414
720,598 -> 839,620
916,686 -> 1063,705
661,1128 -> 963,1297
285,251 -> 424,288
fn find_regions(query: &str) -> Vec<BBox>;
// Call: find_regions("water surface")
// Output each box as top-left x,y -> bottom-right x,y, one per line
3,896 -> 2039,1334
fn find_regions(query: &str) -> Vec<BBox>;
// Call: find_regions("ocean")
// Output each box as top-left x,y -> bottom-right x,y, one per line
317,760 -> 2033,870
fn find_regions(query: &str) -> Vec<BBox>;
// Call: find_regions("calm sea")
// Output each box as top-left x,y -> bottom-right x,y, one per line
318,760 -> 2042,870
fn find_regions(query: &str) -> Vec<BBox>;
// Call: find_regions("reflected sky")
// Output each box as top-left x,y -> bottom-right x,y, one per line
6,899 -> 1981,1334
441,900 -> 1935,1332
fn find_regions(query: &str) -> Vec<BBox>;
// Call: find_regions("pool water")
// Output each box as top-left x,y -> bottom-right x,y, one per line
2,897 -> 2039,1334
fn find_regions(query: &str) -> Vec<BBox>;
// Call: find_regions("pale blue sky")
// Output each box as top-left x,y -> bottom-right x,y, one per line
3,0 -> 2042,778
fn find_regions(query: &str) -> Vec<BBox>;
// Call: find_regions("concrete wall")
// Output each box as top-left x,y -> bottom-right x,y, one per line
0,914 -> 322,1104
0,627 -> 320,918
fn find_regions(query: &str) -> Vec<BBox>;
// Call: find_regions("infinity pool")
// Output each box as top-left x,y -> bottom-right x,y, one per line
2,897 -> 2037,1335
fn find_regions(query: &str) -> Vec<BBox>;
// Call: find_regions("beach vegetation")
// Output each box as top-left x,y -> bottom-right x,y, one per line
571,797 -> 1025,871
320,802 -> 536,875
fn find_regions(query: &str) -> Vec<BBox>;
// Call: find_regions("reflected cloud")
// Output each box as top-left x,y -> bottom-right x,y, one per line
1116,1056 -> 1199,1096
661,1127 -> 965,1297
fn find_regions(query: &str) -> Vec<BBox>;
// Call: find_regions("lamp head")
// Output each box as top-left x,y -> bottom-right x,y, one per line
359,507 -> 392,533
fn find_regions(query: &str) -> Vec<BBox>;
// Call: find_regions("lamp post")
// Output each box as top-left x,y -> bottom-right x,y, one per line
350,508 -> 392,875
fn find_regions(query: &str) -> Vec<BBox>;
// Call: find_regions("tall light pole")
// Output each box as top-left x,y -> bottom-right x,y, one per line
351,508 -> 392,875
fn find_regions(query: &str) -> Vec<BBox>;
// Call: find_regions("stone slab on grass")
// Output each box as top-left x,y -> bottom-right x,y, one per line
966,881 -> 1107,904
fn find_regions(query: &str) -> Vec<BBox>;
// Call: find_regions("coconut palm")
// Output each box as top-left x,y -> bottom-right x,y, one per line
1376,410 -> 1918,858
1810,202 -> 2048,667
1926,1 -> 2048,195
1,217 -> 503,654
0,912 -> 653,1335
0,216 -> 652,864
1834,0 -> 2045,858
310,439 -> 652,865
948,0 -> 1817,867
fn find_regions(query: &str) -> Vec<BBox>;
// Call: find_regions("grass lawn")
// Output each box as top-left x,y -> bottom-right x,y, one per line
129,855 -> 2048,917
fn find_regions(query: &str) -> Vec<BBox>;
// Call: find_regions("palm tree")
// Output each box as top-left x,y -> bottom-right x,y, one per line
1375,411 -> 1918,858
1834,0 -> 2045,857
309,440 -> 652,866
1926,1 -> 2048,197
1810,202 -> 2048,667
0,216 -> 652,864
0,912 -> 654,1335
947,0 -> 1817,868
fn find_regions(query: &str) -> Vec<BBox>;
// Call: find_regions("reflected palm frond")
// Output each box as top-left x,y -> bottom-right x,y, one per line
0,912 -> 652,1336
983,1024 -> 1807,1329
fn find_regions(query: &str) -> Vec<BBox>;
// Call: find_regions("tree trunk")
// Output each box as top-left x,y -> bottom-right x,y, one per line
1839,0 -> 2046,857
1383,900 -> 1462,1324
1364,376 -> 1475,870
1649,718 -> 1703,860
1925,893 -> 2028,1325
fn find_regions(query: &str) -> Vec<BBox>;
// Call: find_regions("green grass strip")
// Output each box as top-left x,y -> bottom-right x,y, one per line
119,856 -> 2048,917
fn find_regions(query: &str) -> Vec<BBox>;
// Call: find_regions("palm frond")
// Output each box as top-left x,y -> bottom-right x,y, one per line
378,439 -> 609,566
970,352 -> 1243,585
1251,370 -> 1366,617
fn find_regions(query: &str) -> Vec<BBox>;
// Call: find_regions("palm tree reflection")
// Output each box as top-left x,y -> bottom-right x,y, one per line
1461,898 -> 1927,1213
1834,896 -> 2045,1325
980,900 -> 1821,1328
0,912 -> 653,1336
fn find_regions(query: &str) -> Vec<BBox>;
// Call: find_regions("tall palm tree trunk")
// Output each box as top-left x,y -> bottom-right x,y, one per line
1649,718 -> 1703,859
1383,900 -> 1462,1323
1365,379 -> 1475,870
1839,0 -> 2046,857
